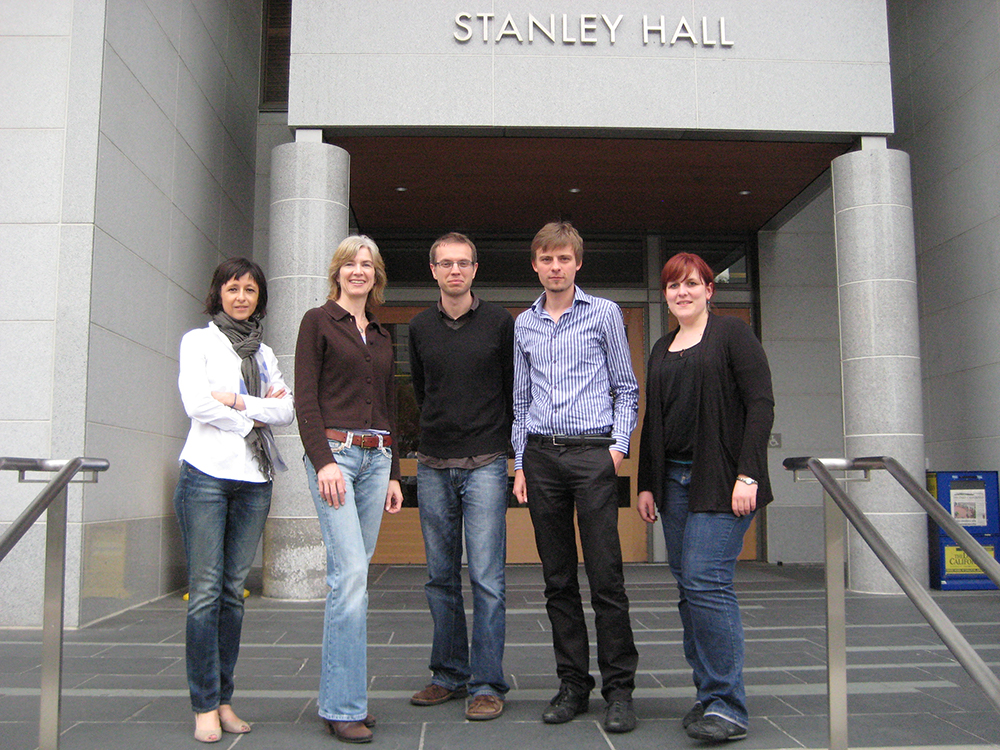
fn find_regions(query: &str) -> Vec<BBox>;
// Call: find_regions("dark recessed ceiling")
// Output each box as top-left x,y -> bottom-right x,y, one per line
326,135 -> 852,237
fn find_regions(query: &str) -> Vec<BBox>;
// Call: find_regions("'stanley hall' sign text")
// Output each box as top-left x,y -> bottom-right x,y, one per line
453,13 -> 734,46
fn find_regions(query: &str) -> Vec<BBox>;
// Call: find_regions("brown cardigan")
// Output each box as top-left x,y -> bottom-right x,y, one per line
294,300 -> 400,480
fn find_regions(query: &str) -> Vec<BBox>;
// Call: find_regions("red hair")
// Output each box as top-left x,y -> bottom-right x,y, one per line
660,252 -> 715,292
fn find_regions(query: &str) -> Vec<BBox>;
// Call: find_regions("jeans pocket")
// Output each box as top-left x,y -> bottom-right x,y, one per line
328,439 -> 348,455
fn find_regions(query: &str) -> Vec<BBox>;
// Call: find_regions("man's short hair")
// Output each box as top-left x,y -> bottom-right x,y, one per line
430,232 -> 477,264
531,222 -> 583,262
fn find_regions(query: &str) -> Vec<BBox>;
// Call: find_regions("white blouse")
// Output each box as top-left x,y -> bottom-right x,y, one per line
177,322 -> 294,482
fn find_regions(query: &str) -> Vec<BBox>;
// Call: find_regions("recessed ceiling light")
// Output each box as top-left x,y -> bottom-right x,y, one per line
395,186 -> 408,192
568,188 -> 581,194
738,190 -> 751,196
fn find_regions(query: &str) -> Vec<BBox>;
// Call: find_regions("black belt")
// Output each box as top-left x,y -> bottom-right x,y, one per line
527,433 -> 615,447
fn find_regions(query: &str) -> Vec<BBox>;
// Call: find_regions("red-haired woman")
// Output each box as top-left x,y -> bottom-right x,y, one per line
637,252 -> 774,743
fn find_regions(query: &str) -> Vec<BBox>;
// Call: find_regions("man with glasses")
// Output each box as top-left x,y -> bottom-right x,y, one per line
408,232 -> 515,721
512,221 -> 640,733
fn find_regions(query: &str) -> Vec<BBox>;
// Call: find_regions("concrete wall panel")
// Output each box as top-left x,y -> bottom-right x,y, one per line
289,0 -> 893,134
0,37 -> 70,128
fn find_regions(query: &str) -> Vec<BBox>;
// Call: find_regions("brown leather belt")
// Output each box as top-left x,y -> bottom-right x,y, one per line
325,429 -> 393,449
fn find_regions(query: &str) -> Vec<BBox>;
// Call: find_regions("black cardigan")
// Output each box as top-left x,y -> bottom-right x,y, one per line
637,313 -> 775,513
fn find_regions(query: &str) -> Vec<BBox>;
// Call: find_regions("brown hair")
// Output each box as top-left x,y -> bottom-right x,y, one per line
530,221 -> 583,262
429,232 -> 477,264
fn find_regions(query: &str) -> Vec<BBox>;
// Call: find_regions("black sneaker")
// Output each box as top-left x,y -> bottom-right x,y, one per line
603,699 -> 637,733
541,686 -> 589,724
682,701 -> 704,729
686,714 -> 748,742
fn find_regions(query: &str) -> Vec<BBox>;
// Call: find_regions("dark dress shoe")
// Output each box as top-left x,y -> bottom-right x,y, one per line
542,686 -> 589,724
323,718 -> 373,744
603,699 -> 637,733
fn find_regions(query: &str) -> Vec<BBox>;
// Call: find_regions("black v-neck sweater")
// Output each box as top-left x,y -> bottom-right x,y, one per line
407,299 -> 515,459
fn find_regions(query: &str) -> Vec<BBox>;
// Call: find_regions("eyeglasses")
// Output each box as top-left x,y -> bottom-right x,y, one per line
433,260 -> 474,269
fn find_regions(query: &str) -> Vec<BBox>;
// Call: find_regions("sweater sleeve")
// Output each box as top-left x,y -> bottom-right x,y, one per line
385,329 -> 401,482
408,320 -> 425,410
728,323 -> 775,482
500,312 -> 515,433
294,308 -> 336,471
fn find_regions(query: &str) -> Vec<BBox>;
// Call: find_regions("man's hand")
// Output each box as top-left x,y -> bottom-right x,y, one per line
609,449 -> 624,473
637,490 -> 657,523
513,469 -> 527,505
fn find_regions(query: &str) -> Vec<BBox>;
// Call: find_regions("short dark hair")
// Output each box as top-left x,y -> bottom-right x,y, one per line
429,232 -> 477,264
204,257 -> 269,320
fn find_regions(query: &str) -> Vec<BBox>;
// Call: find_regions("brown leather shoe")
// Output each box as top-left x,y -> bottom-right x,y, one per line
411,683 -> 469,706
465,694 -> 504,721
363,713 -> 376,728
323,719 -> 373,744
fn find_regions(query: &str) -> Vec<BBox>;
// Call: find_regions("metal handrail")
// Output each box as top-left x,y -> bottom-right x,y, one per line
784,455 -> 1000,750
0,456 -> 110,750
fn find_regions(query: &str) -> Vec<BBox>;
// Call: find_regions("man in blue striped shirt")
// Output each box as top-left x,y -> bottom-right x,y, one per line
512,221 -> 640,734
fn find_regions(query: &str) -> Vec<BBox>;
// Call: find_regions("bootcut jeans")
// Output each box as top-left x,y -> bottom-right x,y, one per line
305,438 -> 392,722
173,461 -> 272,713
660,462 -> 755,729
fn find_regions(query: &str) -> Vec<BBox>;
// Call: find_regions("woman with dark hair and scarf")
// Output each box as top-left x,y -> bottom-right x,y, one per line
173,257 -> 294,743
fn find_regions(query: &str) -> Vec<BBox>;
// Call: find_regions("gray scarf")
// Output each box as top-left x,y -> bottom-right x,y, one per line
213,312 -> 273,480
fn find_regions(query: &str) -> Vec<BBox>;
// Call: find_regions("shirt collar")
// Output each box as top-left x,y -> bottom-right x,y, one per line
323,299 -> 388,335
530,285 -> 590,314
436,292 -> 479,321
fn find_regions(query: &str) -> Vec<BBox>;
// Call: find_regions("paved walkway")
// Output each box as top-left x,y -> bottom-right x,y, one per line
1,562 -> 999,749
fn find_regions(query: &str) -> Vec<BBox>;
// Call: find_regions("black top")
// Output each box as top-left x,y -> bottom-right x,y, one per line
657,344 -> 700,461
637,314 -> 775,513
408,298 -> 515,459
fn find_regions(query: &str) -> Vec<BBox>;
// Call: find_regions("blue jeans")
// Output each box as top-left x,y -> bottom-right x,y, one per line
417,457 -> 509,698
173,461 -> 272,713
305,440 -> 391,722
661,463 -> 755,728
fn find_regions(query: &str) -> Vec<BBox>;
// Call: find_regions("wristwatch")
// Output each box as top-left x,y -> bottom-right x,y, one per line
736,475 -> 757,485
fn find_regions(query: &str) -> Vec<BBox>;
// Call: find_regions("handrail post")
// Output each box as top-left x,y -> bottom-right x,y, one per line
39,483 -> 68,750
824,488 -> 848,750
786,454 -> 1000,731
1,456 -> 109,750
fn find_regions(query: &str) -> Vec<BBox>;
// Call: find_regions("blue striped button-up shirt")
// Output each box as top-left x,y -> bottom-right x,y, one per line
512,286 -> 639,469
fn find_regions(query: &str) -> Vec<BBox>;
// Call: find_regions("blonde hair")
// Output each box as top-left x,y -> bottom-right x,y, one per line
327,235 -> 387,307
